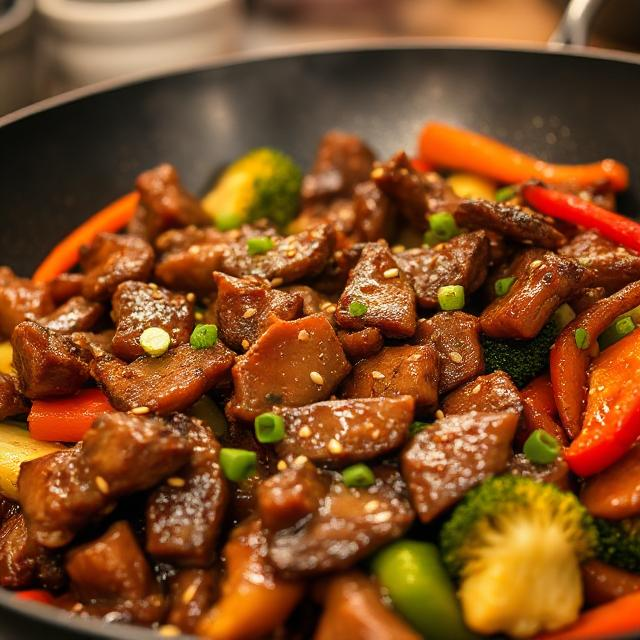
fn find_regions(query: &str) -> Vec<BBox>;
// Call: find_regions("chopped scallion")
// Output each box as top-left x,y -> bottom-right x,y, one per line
574,327 -> 590,350
348,300 -> 368,317
219,448 -> 257,482
437,285 -> 465,311
494,276 -> 516,297
523,429 -> 561,464
342,463 -> 375,488
552,303 -> 576,332
247,236 -> 274,255
139,327 -> 171,357
254,412 -> 285,444
495,185 -> 517,202
598,316 -> 636,350
428,211 -> 459,242
190,324 -> 218,349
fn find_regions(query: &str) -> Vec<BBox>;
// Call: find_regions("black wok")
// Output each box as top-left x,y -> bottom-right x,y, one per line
1,39 -> 640,640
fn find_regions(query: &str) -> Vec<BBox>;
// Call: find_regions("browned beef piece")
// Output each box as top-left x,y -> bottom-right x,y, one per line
372,151 -> 460,230
0,513 -> 64,590
111,281 -> 195,361
228,315 -> 350,422
70,330 -> 115,356
49,273 -> 85,304
155,225 -> 228,254
0,496 -> 19,525
402,411 -> 518,522
302,131 -> 376,204
351,180 -> 395,242
341,345 -> 439,415
294,199 -> 356,241
506,453 -> 571,490
480,249 -> 592,339
211,272 -> 303,352
395,231 -> 490,309
415,312 -> 484,393
92,342 -> 234,414
582,560 -> 640,607
335,242 -> 416,338
268,468 -> 413,577
79,232 -> 154,301
455,199 -> 566,249
221,224 -> 335,285
11,321 -> 91,399
281,285 -> 331,316
146,420 -> 228,567
38,297 -> 104,334
0,373 -> 27,419
559,230 -> 640,294
442,372 -> 523,418
0,267 -> 54,338
166,569 -> 218,633
311,243 -> 365,295
155,244 -> 226,297
569,287 -> 606,313
66,521 -> 165,625
274,396 -> 414,467
338,327 -> 384,362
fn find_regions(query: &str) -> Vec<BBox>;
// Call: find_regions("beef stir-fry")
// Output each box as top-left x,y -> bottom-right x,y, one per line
2,122 -> 640,640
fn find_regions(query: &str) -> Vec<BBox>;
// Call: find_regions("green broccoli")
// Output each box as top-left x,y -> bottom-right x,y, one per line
440,475 -> 597,638
596,517 -> 640,572
202,148 -> 302,230
482,320 -> 558,388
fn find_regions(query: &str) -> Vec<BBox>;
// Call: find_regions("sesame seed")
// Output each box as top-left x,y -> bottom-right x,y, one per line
152,290 -> 164,300
293,455 -> 308,467
243,307 -> 257,319
298,329 -> 310,341
241,339 -> 250,350
158,625 -> 181,637
149,283 -> 158,290
371,167 -> 384,179
298,426 -> 312,439
320,301 -> 332,310
371,370 -> 385,379
472,384 -> 482,394
95,476 -> 110,495
408,353 -> 422,362
194,311 -> 204,321
391,244 -> 405,254
181,583 -> 199,604
529,259 -> 543,269
371,429 -> 381,439
449,351 -> 463,363
71,603 -> 84,612
167,477 -> 186,488
277,460 -> 288,471
383,267 -> 399,279
131,406 -> 150,415
364,499 -> 380,512
270,277 -> 284,287
324,304 -> 336,313
310,371 -> 324,385
578,257 -> 591,266
435,409 -> 445,420
328,438 -> 344,454
287,249 -> 296,257
370,511 -> 392,523
186,292 -> 196,303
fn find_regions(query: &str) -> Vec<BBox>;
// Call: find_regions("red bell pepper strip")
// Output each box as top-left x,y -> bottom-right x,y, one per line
565,327 -> 640,476
28,388 -> 114,443
32,192 -> 139,283
535,591 -> 640,640
15,590 -> 54,605
550,280 -> 640,441
522,184 -> 640,253
410,157 -> 432,173
418,122 -> 629,191
518,374 -> 567,448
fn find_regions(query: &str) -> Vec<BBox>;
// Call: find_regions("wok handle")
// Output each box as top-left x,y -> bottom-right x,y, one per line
549,0 -> 605,46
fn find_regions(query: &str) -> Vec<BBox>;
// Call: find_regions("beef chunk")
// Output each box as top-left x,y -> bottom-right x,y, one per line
281,284 -> 331,316
0,267 -> 54,338
455,199 -> 566,249
559,230 -> 640,294
146,420 -> 228,567
11,320 -> 91,399
351,180 -> 395,242
302,131 -> 376,204
506,453 -> 571,491
65,521 -> 165,625
442,371 -> 523,418
0,373 -> 27,419
341,345 -> 439,415
402,411 -> 518,522
111,281 -> 195,361
275,396 -> 414,467
480,249 -> 592,339
338,327 -> 384,362
49,273 -> 85,304
79,232 -> 154,301
335,242 -> 416,338
395,231 -> 490,309
70,330 -> 114,357
211,272 -> 303,352
38,297 -> 104,334
582,560 -> 640,607
166,569 -> 218,633
415,312 -> 484,393
569,287 -> 606,313
155,225 -> 228,254
92,342 -> 234,414
267,468 -> 414,577
372,151 -> 460,230
294,199 -> 357,242
228,315 -> 350,422
0,496 -> 18,525
311,243 -> 365,295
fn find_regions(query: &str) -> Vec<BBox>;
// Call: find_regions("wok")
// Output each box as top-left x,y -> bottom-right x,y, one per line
1,9 -> 640,640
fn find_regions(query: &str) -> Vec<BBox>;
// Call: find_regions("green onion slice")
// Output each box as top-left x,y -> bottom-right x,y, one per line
348,300 -> 368,317
247,236 -> 274,255
342,463 -> 375,488
494,276 -> 516,297
599,316 -> 636,350
574,327 -> 590,350
220,448 -> 257,482
190,324 -> 218,349
254,412 -> 285,444
523,429 -> 561,465
139,327 -> 171,357
437,285 -> 465,311
428,211 -> 459,242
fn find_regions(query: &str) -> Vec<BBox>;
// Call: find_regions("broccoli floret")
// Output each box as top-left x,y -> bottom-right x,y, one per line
202,148 -> 302,230
482,320 -> 557,388
440,475 -> 597,638
596,517 -> 640,572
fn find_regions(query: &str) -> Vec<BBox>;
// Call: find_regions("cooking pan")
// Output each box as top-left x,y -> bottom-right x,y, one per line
1,1 -> 640,638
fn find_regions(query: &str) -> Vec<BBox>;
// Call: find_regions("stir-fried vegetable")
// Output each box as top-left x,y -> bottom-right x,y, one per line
446,172 -> 496,200
595,518 -> 640,573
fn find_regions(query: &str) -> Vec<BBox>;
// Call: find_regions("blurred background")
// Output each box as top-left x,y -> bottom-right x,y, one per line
0,0 -> 638,117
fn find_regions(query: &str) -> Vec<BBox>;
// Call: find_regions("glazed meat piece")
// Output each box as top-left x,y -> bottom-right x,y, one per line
267,468 -> 414,577
49,273 -> 85,304
166,569 -> 218,633
0,373 -> 27,419
301,131 -> 376,204
335,241 -> 416,339
351,180 -> 396,242
395,231 -> 490,309
559,230 -> 640,294
415,312 -> 484,393
227,315 -> 350,421
569,286 -> 606,313
79,232 -> 154,301
65,521 -> 165,625
455,199 -> 566,249
0,497 -> 18,525
155,225 -> 228,254
211,272 -> 303,351
274,396 -> 414,467
402,411 -> 518,522
311,243 -> 365,295
111,281 -> 195,361
480,249 -> 592,339
294,199 -> 356,241
0,267 -> 54,338
70,330 -> 114,356
442,371 -> 523,418
146,420 -> 229,567
582,560 -> 640,607
92,342 -> 235,414
372,151 -> 460,230
11,320 -> 91,399
506,453 -> 571,491
337,327 -> 384,362
38,296 -> 104,334
282,284 -> 331,316
221,224 -> 335,285
341,345 -> 439,415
